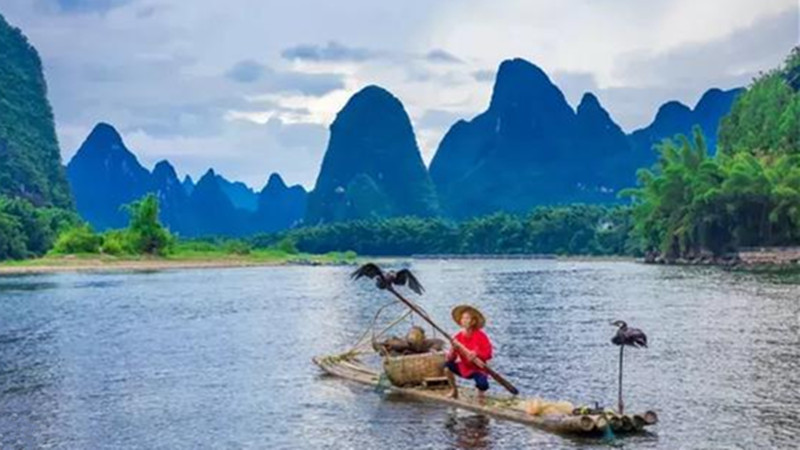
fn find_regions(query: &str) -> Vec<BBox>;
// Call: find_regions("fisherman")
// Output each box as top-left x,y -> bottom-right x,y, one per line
444,305 -> 493,400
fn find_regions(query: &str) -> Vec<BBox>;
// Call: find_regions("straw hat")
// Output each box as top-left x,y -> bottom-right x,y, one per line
451,305 -> 486,329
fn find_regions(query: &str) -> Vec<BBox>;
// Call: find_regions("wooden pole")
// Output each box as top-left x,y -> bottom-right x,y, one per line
618,345 -> 624,414
386,286 -> 519,395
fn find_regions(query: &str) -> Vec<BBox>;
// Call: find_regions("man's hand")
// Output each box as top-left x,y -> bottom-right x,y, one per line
453,341 -> 472,358
453,341 -> 484,367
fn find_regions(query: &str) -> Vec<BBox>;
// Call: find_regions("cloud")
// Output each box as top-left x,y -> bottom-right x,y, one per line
425,49 -> 463,64
603,6 -> 798,130
121,118 -> 329,189
472,69 -> 496,82
282,41 -> 464,66
416,109 -> 465,130
265,70 -> 346,97
613,7 -> 799,89
3,0 -> 796,187
551,71 -> 599,109
53,0 -> 131,14
226,59 -> 266,83
281,41 -> 379,62
226,59 -> 345,95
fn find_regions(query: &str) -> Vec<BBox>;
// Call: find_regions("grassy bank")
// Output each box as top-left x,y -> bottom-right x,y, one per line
0,248 -> 358,275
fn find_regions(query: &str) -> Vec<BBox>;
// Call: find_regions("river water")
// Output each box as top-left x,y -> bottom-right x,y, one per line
0,260 -> 797,449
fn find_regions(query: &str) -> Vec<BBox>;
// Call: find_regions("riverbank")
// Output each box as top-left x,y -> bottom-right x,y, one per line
413,254 -> 637,262
0,250 -> 357,275
5,248 -> 795,276
643,247 -> 800,268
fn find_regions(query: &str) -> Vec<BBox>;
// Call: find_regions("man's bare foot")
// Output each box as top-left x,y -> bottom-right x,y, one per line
477,391 -> 486,405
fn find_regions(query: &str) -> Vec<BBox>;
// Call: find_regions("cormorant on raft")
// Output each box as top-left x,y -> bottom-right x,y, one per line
351,263 -> 425,295
611,320 -> 648,414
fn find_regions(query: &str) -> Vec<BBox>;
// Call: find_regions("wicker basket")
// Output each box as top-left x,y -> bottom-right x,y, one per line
383,351 -> 446,387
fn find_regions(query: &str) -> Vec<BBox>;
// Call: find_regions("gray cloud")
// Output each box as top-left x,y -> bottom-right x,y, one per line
425,49 -> 463,64
281,40 -> 378,62
122,101 -> 238,139
282,41 -> 465,67
226,59 -> 266,83
603,6 -> 798,130
416,109 -> 466,130
53,0 -> 131,14
226,59 -> 346,94
264,119 -> 328,150
265,70 -> 345,96
551,71 -> 599,109
124,118 -> 330,189
472,69 -> 496,82
595,86 -> 703,133
615,7 -> 797,89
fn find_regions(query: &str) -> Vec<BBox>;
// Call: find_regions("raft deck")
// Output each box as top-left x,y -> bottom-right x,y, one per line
313,353 -> 657,436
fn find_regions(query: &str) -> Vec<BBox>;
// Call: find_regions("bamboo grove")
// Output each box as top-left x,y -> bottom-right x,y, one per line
623,47 -> 800,258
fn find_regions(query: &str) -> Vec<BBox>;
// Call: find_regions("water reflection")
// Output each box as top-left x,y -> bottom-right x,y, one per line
444,412 -> 492,449
0,280 -> 59,292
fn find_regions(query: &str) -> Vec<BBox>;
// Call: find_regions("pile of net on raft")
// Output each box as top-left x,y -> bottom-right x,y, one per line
373,325 -> 445,356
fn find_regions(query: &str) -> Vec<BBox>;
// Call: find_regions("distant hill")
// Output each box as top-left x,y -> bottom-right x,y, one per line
182,175 -> 195,196
429,59 -> 632,218
152,160 -> 194,234
0,13 -> 72,208
67,123 -> 152,229
253,173 -> 308,232
67,123 -> 306,236
628,87 -> 743,168
188,169 -> 247,236
306,85 -> 439,224
428,58 -> 741,218
217,175 -> 258,212
65,66 -> 742,229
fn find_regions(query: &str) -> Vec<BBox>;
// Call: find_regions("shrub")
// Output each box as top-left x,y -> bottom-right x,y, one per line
51,224 -> 102,254
276,236 -> 299,254
223,240 -> 251,255
100,230 -> 135,256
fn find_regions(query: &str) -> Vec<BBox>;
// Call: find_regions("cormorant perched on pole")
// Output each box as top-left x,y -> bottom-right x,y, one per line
611,320 -> 647,414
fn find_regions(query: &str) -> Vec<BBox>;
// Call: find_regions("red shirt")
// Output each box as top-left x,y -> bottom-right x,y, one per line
447,328 -> 493,377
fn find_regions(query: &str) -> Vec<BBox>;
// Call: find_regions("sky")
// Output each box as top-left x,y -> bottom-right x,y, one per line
2,0 -> 798,189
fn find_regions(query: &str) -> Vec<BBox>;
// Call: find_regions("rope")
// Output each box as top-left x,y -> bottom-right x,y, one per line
346,300 -> 409,355
345,292 -> 440,356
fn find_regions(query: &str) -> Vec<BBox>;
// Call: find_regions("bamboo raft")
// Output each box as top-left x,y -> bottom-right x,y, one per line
313,353 -> 658,436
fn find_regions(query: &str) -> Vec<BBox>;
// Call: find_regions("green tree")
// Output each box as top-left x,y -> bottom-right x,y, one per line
719,46 -> 800,156
0,195 -> 80,260
0,208 -> 27,259
123,194 -> 173,255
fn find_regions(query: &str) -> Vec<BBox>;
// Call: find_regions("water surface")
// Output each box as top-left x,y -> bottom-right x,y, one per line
0,260 -> 798,448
